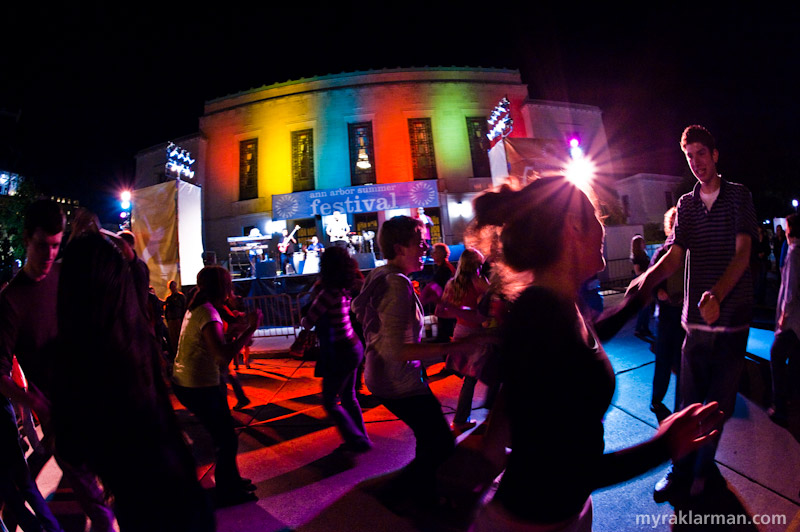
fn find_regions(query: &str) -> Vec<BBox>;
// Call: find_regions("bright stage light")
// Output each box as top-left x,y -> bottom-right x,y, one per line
121,190 -> 132,202
450,200 -> 473,219
565,157 -> 596,193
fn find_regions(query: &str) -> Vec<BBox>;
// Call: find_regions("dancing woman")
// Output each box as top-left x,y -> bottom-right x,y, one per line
301,246 -> 371,453
469,176 -> 723,531
172,265 -> 260,508
436,247 -> 490,432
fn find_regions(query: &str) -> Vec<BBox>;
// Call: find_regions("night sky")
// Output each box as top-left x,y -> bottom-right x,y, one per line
2,4 -> 798,221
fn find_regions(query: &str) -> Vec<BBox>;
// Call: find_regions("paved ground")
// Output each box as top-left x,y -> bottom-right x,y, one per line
30,293 -> 800,531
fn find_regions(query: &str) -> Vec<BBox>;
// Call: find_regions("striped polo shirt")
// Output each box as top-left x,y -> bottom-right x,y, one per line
304,287 -> 359,345
670,177 -> 757,330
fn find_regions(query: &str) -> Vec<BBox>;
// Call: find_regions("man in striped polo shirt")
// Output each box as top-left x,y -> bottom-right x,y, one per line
629,125 -> 757,502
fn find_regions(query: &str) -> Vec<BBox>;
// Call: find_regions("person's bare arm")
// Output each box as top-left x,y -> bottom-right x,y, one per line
377,274 -> 496,362
627,244 -> 685,301
698,233 -> 752,325
396,330 -> 497,362
593,244 -> 685,342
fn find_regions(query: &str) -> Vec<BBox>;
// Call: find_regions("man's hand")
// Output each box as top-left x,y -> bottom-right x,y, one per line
698,291 -> 720,325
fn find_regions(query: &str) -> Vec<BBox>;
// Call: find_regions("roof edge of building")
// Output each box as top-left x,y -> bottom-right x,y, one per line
203,66 -> 523,113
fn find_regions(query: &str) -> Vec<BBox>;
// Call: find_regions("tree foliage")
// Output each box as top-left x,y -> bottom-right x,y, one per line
0,177 -> 39,282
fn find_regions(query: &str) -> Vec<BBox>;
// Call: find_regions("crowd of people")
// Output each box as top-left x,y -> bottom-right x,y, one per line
1,123 -> 797,532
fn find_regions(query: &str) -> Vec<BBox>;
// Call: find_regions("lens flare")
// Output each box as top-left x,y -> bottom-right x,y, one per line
565,157 -> 596,194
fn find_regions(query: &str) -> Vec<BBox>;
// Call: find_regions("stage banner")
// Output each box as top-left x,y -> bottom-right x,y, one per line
132,181 -> 178,299
177,181 -> 205,290
272,180 -> 439,220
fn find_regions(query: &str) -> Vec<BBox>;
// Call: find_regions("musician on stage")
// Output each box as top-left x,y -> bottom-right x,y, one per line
307,235 -> 325,253
326,211 -> 350,248
279,228 -> 297,274
414,207 -> 434,255
247,227 -> 265,272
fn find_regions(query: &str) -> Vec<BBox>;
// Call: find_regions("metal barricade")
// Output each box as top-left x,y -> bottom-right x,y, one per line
295,291 -> 314,321
242,294 -> 298,338
598,258 -> 634,292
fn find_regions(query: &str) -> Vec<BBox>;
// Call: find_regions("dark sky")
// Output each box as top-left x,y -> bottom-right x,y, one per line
2,4 -> 798,220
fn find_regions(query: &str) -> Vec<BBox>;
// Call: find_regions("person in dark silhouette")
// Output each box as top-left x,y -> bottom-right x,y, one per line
649,206 -> 685,422
768,213 -> 800,426
50,229 -> 214,531
468,175 -> 723,531
0,201 -> 113,532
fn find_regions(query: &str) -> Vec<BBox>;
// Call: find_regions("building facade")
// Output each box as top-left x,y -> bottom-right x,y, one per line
615,173 -> 685,226
136,67 -> 615,267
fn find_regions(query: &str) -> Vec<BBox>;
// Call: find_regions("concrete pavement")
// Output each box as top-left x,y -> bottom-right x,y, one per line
30,294 -> 800,531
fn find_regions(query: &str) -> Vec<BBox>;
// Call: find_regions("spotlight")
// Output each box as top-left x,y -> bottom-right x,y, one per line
565,157 -> 596,193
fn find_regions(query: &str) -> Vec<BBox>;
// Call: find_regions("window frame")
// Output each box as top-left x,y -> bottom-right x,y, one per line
239,138 -> 258,201
466,116 -> 491,177
408,118 -> 437,181
291,129 -> 315,192
348,122 -> 376,186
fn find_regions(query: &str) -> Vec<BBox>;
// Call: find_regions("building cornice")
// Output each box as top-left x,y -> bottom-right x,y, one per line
523,99 -> 602,114
203,67 -> 523,116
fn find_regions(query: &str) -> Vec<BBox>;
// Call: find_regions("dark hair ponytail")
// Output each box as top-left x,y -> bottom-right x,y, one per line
470,176 -> 598,273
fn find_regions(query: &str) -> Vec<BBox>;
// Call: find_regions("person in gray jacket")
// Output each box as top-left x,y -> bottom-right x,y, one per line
352,215 -> 485,505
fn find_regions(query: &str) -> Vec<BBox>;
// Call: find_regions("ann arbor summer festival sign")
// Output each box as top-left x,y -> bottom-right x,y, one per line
272,181 -> 439,220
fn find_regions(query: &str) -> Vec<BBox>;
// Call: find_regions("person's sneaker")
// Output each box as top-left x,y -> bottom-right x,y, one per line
653,469 -> 689,503
334,440 -> 373,455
